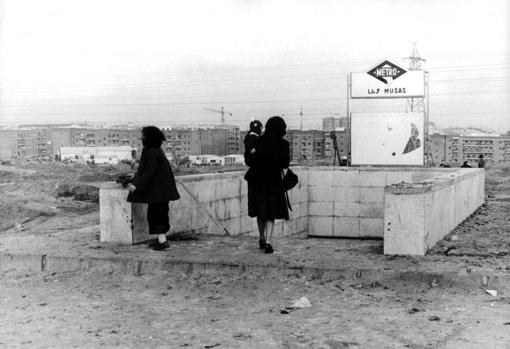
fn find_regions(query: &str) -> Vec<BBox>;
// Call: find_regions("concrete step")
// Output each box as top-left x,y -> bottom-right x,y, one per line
1,249 -> 509,294
1,230 -> 509,292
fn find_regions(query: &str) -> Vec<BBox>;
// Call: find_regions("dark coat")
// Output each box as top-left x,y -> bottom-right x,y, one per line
243,132 -> 259,183
250,136 -> 290,220
244,132 -> 259,167
244,132 -> 260,216
127,147 -> 180,204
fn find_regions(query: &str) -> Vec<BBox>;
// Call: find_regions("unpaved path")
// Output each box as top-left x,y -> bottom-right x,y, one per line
0,270 -> 509,349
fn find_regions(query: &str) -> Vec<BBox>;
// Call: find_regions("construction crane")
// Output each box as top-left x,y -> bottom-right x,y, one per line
204,107 -> 232,126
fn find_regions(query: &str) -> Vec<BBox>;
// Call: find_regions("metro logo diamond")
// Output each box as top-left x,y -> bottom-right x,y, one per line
367,60 -> 407,84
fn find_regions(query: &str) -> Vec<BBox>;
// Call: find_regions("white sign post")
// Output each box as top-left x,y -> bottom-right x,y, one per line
347,59 -> 429,166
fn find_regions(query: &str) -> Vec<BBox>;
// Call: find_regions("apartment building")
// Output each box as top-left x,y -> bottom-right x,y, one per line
0,126 -> 142,160
12,128 -> 53,160
287,130 -> 325,162
224,125 -> 240,155
429,134 -> 456,165
162,125 -> 240,162
0,127 -> 68,160
162,128 -> 200,160
452,136 -> 510,164
69,128 -> 141,148
430,133 -> 510,165
0,130 -> 16,160
58,127 -> 142,159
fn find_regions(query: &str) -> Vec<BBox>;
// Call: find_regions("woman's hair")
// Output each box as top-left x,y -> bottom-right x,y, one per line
142,126 -> 166,148
264,116 -> 286,138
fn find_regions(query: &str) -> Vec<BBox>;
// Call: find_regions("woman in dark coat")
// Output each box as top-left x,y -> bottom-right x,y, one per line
252,116 -> 290,254
127,126 -> 180,250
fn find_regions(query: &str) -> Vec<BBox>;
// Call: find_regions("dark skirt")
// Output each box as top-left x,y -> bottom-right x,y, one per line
147,201 -> 170,235
249,180 -> 289,221
247,180 -> 257,218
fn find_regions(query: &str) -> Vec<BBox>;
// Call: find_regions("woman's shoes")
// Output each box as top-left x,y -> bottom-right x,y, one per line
152,241 -> 169,251
260,239 -> 274,253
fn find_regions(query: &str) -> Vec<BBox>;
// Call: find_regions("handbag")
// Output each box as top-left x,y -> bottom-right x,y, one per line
282,168 -> 298,191
282,169 -> 298,212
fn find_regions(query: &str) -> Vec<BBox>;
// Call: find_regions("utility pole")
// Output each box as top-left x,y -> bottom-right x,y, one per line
403,42 -> 426,113
444,134 -> 447,163
403,42 -> 431,166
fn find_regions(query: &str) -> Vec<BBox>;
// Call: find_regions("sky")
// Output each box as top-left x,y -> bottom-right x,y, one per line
0,0 -> 508,131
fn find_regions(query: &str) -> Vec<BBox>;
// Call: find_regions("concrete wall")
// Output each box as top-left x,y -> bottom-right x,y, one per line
384,168 -> 485,255
306,167 -> 447,238
170,168 -> 308,240
100,168 -> 309,244
99,182 -> 133,244
100,167 -> 485,255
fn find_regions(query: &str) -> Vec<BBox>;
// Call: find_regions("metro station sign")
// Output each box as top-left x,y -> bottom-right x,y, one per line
350,60 -> 425,99
367,60 -> 406,84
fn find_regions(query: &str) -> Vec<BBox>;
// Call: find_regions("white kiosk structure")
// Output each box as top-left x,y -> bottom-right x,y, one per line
347,60 -> 429,166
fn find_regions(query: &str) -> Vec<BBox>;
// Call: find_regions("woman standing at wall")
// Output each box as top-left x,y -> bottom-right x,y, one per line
127,126 -> 180,250
253,116 -> 290,254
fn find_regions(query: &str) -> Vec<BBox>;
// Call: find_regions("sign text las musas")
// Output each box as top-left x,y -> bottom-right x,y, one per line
368,87 -> 407,95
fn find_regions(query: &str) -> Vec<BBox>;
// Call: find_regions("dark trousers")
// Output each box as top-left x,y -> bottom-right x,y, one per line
147,202 -> 170,235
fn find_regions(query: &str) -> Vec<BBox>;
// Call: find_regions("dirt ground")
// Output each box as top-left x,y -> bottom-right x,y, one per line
1,269 -> 509,349
0,162 -> 109,234
0,161 -> 244,236
0,161 -> 509,348
428,164 -> 510,257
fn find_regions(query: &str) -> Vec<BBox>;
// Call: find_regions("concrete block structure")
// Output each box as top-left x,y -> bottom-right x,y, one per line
384,168 -> 485,255
100,167 -> 485,255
